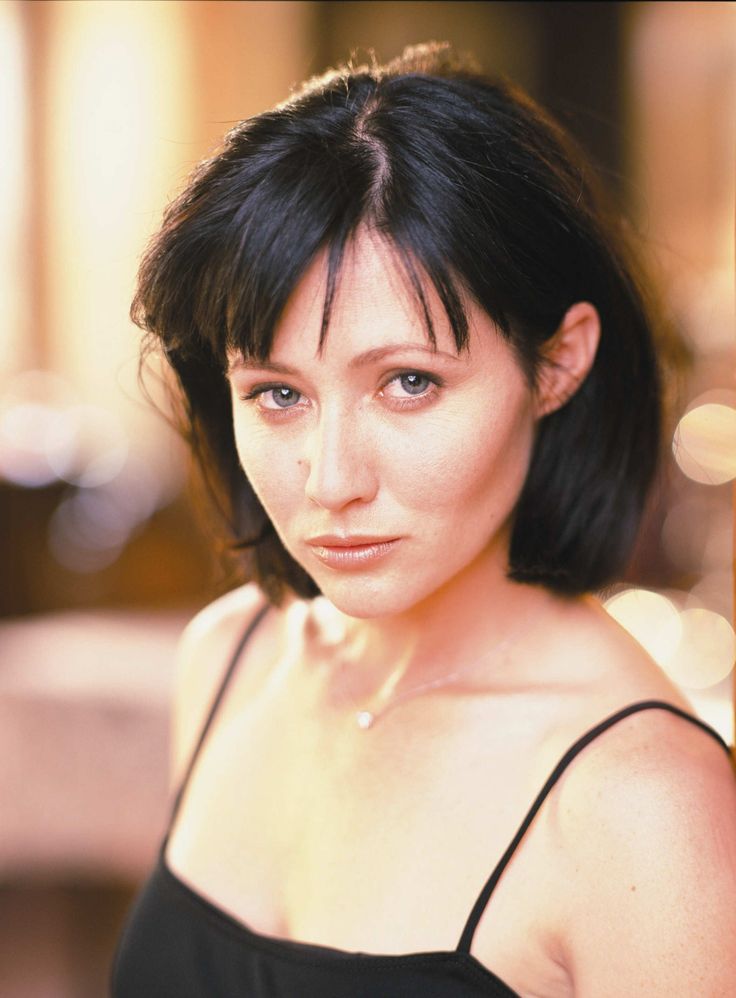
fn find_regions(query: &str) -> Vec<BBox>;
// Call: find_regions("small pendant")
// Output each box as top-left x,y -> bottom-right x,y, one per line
356,710 -> 375,730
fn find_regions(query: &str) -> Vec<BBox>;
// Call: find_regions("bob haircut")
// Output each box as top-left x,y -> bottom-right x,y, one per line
133,42 -> 663,606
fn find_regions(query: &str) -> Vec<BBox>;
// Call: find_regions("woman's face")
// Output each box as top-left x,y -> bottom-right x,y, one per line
227,232 -> 539,619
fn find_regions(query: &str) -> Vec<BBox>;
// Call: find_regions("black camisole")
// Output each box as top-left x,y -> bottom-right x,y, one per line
111,603 -> 732,997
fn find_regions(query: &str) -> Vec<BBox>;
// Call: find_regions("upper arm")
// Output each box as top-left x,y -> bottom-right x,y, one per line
170,582 -> 266,789
557,712 -> 736,996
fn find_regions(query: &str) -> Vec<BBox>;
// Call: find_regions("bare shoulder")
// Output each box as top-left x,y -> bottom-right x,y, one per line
546,592 -> 694,704
177,582 -> 267,671
556,701 -> 736,838
553,702 -> 736,995
170,582 -> 268,786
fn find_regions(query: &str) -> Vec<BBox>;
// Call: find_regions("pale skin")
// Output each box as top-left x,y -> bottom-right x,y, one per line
165,231 -> 736,996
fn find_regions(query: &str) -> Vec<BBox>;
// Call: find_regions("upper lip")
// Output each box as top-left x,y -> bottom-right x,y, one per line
307,534 -> 399,548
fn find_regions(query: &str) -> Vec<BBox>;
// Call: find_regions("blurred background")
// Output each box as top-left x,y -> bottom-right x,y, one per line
0,1 -> 734,995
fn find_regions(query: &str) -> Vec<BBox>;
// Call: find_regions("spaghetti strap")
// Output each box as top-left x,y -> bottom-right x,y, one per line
166,602 -> 271,834
456,699 -> 731,954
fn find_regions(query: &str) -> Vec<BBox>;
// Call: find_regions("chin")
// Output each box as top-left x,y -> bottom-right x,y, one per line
304,573 -> 406,620
315,588 -> 406,621
308,572 -> 443,621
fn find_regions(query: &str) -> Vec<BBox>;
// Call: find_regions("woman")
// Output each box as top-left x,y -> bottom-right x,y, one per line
112,43 -> 736,997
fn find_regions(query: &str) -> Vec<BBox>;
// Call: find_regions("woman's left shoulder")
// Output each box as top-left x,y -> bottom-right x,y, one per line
556,698 -> 735,832
549,594 -> 734,793
552,700 -> 736,993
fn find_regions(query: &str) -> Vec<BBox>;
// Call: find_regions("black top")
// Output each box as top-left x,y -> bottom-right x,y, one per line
111,604 -> 731,997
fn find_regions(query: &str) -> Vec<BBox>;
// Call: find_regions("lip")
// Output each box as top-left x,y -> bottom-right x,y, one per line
307,534 -> 399,548
307,537 -> 401,570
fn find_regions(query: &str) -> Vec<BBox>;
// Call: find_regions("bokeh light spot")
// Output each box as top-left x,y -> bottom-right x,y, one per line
45,403 -> 129,487
603,589 -> 682,665
0,370 -> 76,486
660,609 -> 735,690
673,403 -> 736,485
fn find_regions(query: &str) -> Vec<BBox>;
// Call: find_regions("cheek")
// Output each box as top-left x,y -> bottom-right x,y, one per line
232,417 -> 299,518
382,397 -> 536,517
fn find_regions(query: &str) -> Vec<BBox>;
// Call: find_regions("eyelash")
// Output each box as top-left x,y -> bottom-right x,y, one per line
238,370 -> 444,417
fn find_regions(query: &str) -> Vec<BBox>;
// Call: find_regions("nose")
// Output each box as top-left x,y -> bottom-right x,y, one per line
303,403 -> 378,510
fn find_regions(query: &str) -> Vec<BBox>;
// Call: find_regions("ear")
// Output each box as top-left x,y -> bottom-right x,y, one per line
533,301 -> 601,418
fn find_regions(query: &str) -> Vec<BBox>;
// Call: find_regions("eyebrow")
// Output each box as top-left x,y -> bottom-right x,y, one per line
227,343 -> 462,376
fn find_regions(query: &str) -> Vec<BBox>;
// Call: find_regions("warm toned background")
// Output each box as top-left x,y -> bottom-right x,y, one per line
0,2 -> 734,995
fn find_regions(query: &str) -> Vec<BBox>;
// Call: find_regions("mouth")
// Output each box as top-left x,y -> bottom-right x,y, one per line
306,536 -> 401,569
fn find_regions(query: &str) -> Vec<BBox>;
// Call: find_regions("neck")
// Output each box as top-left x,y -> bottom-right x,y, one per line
305,539 -> 562,704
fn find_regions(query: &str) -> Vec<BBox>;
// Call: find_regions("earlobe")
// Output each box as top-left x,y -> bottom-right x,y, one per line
534,301 -> 601,418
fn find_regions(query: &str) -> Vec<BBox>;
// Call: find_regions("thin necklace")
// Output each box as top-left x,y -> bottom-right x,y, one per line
343,614 -> 534,730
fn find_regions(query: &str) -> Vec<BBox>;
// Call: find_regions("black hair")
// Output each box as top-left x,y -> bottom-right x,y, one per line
133,42 -> 663,606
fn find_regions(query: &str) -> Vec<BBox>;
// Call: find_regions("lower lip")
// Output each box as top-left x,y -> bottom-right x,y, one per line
309,539 -> 400,569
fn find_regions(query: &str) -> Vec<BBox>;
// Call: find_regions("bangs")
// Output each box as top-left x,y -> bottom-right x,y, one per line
166,173 -> 477,369
222,223 -> 477,368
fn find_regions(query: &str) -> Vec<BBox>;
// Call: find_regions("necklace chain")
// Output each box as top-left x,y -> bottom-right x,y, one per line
345,615 -> 532,730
